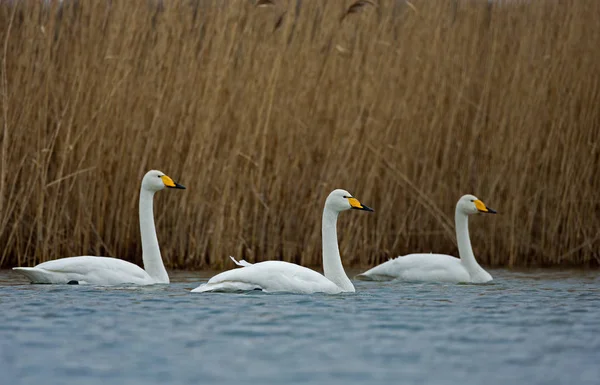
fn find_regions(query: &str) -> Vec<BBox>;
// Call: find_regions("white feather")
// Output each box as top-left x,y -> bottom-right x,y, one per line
229,256 -> 253,267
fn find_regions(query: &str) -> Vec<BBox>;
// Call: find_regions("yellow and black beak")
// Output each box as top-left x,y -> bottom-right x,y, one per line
474,199 -> 496,214
348,197 -> 374,212
160,175 -> 186,190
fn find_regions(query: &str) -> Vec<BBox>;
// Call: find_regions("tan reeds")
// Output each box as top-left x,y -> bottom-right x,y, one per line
0,0 -> 599,270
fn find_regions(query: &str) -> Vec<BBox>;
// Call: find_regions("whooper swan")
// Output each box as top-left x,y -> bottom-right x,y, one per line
13,170 -> 185,285
191,189 -> 374,294
356,194 -> 496,284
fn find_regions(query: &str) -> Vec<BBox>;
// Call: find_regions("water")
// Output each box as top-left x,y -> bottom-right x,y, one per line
1,269 -> 599,385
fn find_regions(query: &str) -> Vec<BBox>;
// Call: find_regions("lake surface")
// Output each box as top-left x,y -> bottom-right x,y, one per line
1,268 -> 599,385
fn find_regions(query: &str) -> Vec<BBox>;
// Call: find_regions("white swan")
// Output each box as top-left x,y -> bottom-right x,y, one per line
12,170 -> 185,285
191,189 -> 374,294
356,194 -> 496,284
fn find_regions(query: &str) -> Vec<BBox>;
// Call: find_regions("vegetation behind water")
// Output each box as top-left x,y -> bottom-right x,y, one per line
1,0 -> 598,269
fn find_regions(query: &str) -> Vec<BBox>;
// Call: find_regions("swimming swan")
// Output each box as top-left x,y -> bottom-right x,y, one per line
356,194 -> 496,284
12,170 -> 185,285
191,189 -> 374,294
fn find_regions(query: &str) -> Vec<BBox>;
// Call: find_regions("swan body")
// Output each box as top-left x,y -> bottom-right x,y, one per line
13,256 -> 156,285
357,194 -> 495,284
356,253 -> 482,283
191,189 -> 374,294
13,170 -> 185,285
191,259 -> 343,294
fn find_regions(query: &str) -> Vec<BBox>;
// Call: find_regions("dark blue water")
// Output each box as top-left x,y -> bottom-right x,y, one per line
1,269 -> 599,385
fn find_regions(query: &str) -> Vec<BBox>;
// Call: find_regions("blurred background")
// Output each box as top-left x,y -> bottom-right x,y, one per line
0,0 -> 598,270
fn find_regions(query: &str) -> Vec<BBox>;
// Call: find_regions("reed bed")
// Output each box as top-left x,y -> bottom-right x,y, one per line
0,0 -> 599,270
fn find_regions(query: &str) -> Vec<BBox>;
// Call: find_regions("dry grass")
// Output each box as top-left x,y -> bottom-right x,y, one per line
1,0 -> 599,270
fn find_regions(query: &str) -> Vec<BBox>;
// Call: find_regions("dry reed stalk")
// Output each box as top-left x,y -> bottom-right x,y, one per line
0,0 -> 599,270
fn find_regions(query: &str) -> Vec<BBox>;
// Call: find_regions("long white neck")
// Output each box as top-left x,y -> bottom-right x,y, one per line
321,205 -> 355,292
455,207 -> 481,273
139,188 -> 169,283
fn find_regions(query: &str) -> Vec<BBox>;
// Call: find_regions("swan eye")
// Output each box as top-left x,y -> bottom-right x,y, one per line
343,195 -> 348,198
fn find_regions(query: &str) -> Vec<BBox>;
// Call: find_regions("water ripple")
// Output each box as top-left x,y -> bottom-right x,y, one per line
1,269 -> 599,385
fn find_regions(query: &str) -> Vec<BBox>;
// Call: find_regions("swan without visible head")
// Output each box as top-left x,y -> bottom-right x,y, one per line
191,189 -> 374,294
356,194 -> 496,284
12,170 -> 185,285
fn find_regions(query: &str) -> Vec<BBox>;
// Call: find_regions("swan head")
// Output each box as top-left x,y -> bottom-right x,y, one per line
142,170 -> 186,192
325,189 -> 374,213
458,194 -> 496,215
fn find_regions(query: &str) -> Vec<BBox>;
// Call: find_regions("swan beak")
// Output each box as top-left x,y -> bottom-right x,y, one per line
348,197 -> 374,212
161,175 -> 186,189
474,199 -> 496,214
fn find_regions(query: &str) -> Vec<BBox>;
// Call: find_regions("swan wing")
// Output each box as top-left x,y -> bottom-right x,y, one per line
191,260 -> 343,294
13,256 -> 153,285
356,253 -> 470,283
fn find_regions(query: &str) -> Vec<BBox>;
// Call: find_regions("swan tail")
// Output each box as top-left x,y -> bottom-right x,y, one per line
191,281 -> 262,293
12,267 -> 60,284
354,272 -> 394,281
354,272 -> 375,281
229,256 -> 252,267
355,263 -> 397,281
